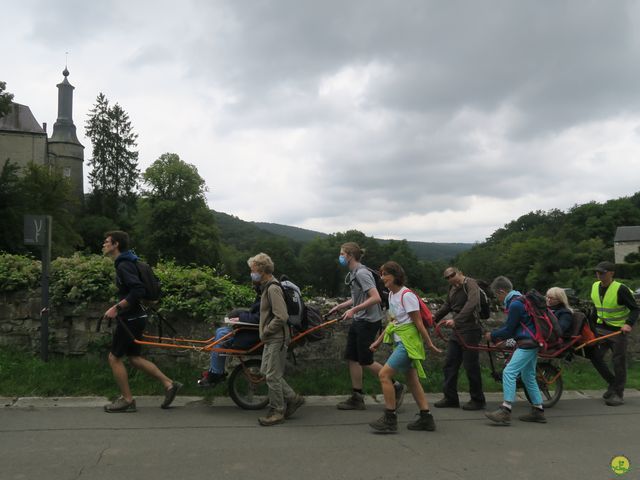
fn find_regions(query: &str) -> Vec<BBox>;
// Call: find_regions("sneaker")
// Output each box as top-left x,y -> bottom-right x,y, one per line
407,411 -> 436,431
519,407 -> 547,423
259,408 -> 285,426
197,372 -> 226,388
337,392 -> 366,410
284,395 -> 305,419
104,397 -> 136,413
605,394 -> 624,407
602,386 -> 615,400
434,397 -> 460,408
161,381 -> 183,409
369,411 -> 398,433
462,400 -> 486,411
394,383 -> 407,410
485,406 -> 511,425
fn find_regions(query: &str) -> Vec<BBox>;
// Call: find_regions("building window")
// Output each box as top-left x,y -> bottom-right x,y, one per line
63,167 -> 71,178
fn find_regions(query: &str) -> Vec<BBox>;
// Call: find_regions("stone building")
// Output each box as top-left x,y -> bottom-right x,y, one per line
614,226 -> 640,264
0,68 -> 84,198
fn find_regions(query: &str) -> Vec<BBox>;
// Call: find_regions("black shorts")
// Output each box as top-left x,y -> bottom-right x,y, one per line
111,316 -> 147,358
345,320 -> 382,366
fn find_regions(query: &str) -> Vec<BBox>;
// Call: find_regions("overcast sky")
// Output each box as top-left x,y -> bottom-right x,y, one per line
3,0 -> 640,243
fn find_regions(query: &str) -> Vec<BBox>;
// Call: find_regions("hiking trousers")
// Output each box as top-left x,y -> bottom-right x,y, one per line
586,328 -> 627,396
261,341 -> 296,412
503,347 -> 542,406
442,329 -> 485,404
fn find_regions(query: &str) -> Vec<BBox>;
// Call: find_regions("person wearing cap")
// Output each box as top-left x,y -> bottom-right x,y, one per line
432,267 -> 486,410
587,261 -> 639,406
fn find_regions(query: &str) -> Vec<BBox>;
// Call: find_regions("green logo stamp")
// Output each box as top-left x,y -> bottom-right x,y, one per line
610,455 -> 630,476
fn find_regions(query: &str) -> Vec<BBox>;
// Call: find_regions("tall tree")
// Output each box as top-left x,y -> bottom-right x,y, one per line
0,81 -> 13,118
135,153 -> 220,265
0,160 -> 25,253
85,93 -> 140,223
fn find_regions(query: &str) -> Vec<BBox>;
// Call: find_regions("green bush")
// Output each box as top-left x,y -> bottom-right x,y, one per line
155,262 -> 255,320
0,253 -> 41,291
50,253 -> 116,309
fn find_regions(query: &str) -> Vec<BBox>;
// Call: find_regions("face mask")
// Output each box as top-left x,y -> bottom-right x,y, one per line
338,255 -> 348,267
250,272 -> 262,283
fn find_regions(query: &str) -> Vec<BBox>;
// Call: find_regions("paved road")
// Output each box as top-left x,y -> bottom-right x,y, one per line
1,392 -> 638,480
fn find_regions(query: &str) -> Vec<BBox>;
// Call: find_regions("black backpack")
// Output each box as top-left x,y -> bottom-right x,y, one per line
135,260 -> 161,302
278,276 -> 304,327
352,265 -> 389,310
462,280 -> 491,320
298,305 -> 324,343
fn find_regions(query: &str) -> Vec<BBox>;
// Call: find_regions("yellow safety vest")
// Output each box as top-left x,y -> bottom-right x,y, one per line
591,281 -> 630,328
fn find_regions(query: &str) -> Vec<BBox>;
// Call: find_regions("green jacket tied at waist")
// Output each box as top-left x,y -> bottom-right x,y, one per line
383,322 -> 427,379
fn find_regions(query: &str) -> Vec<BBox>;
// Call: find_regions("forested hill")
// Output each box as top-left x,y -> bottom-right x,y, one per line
216,212 -> 472,261
454,192 -> 640,297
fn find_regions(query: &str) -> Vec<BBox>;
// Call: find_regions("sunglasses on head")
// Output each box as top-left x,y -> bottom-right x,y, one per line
445,272 -> 456,280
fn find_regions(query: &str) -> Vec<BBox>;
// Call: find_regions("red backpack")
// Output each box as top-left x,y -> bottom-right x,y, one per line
400,289 -> 435,328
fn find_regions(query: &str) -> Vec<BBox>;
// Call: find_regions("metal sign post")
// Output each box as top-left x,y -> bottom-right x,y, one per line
24,215 -> 52,362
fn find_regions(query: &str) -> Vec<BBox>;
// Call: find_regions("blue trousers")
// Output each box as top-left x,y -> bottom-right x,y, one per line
209,326 -> 232,374
502,347 -> 543,406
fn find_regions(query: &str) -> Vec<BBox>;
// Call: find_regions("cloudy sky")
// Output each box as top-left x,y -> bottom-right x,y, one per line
3,0 -> 640,242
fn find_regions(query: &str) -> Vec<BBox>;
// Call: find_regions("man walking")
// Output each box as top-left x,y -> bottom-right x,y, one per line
433,267 -> 486,410
102,231 -> 182,413
587,261 -> 638,406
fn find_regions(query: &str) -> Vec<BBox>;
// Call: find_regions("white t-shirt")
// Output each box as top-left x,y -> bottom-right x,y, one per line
388,287 -> 420,342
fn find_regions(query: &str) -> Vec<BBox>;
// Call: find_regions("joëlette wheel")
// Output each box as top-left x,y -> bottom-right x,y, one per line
228,359 -> 269,410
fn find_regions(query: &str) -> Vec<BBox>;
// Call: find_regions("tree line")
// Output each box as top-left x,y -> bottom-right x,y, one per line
1,86 -> 638,299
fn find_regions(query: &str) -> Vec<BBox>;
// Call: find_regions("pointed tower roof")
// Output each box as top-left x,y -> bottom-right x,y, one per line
50,67 -> 81,145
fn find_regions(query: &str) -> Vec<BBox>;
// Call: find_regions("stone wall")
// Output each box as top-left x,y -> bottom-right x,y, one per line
1,291 -> 638,369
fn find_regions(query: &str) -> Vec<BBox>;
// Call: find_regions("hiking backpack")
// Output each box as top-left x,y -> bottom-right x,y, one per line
462,280 -> 492,320
135,260 -> 161,302
279,277 -> 305,328
517,290 -> 563,351
400,289 -> 435,328
298,304 -> 325,342
353,265 -> 390,310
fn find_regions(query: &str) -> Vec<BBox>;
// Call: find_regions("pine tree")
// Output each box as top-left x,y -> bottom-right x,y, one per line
0,81 -> 14,118
85,93 -> 140,222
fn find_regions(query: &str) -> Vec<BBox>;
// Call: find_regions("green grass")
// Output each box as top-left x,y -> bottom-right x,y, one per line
1,347 -> 638,398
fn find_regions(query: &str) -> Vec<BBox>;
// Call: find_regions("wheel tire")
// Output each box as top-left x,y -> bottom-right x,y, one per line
524,362 -> 563,409
228,359 -> 269,410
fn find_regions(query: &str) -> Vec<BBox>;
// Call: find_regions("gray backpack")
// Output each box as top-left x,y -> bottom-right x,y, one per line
279,278 -> 304,327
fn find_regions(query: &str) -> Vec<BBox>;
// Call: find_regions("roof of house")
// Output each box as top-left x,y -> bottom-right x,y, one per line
0,103 -> 45,135
614,226 -> 640,242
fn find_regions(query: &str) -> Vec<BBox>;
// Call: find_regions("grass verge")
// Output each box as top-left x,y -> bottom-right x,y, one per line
1,347 -> 638,398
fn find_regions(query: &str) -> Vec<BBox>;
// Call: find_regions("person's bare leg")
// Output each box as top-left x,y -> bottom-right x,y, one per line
378,365 -> 397,409
130,356 -> 173,389
348,360 -> 364,389
108,353 -> 133,402
406,369 -> 429,410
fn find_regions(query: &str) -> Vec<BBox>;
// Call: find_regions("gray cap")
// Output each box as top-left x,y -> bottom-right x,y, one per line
594,261 -> 615,273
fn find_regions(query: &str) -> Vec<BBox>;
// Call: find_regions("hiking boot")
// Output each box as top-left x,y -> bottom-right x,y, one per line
284,395 -> 305,419
258,408 -> 285,426
161,381 -> 183,409
394,382 -> 407,410
462,400 -> 486,411
337,392 -> 366,410
485,406 -> 511,425
519,407 -> 547,423
197,372 -> 226,388
104,397 -> 136,413
407,411 -> 436,431
602,386 -> 615,400
369,410 -> 398,433
434,397 -> 460,408
605,394 -> 624,407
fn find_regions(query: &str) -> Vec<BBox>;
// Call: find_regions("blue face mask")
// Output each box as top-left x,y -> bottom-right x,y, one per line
250,272 -> 262,283
338,255 -> 348,267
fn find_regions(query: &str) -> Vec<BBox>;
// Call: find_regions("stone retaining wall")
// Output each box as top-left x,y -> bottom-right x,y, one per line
1,291 -> 638,369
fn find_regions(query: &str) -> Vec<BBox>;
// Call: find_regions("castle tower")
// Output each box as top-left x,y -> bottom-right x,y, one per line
48,67 -> 84,198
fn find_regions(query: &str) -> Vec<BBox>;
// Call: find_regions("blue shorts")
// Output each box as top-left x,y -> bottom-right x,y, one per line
385,342 -> 413,373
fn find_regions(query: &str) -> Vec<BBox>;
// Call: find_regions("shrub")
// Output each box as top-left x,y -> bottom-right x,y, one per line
0,253 -> 41,291
50,254 -> 115,309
